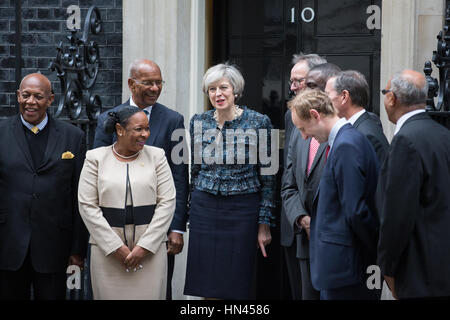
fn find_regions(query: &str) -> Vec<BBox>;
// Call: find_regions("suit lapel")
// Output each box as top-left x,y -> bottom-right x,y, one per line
352,111 -> 369,129
308,142 -> 327,177
13,115 -> 35,171
147,103 -> 162,146
299,137 -> 310,174
401,112 -> 429,130
38,116 -> 60,171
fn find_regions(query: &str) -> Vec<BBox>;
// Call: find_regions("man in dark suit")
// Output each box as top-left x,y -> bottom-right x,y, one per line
377,70 -> 450,300
325,70 -> 389,164
281,59 -> 341,300
0,73 -> 88,299
288,89 -> 380,300
94,59 -> 189,299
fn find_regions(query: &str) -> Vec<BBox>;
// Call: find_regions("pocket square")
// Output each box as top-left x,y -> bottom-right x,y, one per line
62,151 -> 75,159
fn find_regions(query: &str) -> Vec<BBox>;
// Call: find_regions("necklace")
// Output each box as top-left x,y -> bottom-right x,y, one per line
112,143 -> 140,159
214,105 -> 241,127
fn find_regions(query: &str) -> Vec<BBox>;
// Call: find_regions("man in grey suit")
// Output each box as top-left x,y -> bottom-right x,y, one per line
281,60 -> 340,300
281,53 -> 326,299
325,71 -> 389,164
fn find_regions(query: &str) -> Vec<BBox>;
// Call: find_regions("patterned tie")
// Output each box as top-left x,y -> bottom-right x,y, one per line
143,109 -> 149,118
31,126 -> 39,134
307,137 -> 320,175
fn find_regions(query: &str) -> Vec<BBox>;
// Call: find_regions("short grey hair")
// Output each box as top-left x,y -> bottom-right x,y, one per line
333,70 -> 369,107
292,53 -> 327,69
203,63 -> 245,100
128,59 -> 161,78
391,72 -> 428,106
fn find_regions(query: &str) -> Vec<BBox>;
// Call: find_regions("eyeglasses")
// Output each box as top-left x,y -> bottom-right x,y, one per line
382,88 -> 398,95
288,78 -> 306,87
133,79 -> 165,87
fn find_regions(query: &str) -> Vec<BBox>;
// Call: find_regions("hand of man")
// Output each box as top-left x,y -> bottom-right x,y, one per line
384,275 -> 398,300
257,224 -> 272,258
124,245 -> 150,270
167,231 -> 184,255
299,216 -> 311,239
69,255 -> 85,269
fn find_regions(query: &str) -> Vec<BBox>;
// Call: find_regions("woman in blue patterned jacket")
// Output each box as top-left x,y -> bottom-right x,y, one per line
184,63 -> 276,300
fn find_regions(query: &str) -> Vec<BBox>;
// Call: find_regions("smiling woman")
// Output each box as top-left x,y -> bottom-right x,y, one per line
78,105 -> 175,300
104,107 -> 150,160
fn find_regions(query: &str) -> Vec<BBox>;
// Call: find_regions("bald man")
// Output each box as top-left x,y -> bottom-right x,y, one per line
94,59 -> 188,300
0,73 -> 88,299
377,70 -> 450,299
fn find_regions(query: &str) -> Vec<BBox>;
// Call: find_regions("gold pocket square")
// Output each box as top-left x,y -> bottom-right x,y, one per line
61,151 -> 75,159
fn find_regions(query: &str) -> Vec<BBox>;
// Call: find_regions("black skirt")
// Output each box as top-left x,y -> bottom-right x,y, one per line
184,189 -> 260,300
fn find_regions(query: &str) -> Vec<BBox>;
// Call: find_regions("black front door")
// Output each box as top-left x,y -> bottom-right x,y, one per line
213,0 -> 381,299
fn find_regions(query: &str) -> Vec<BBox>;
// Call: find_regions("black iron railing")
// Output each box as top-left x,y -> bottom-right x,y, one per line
425,0 -> 450,129
49,6 -> 103,149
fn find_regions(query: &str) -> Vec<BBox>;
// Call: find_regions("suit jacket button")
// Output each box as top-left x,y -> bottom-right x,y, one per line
32,193 -> 39,199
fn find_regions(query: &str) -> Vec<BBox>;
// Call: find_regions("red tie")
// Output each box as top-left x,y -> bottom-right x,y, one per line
325,145 -> 330,163
307,138 -> 320,175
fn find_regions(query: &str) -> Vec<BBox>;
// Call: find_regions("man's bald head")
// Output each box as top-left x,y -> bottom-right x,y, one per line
20,73 -> 52,95
128,59 -> 161,79
17,73 -> 54,125
127,59 -> 163,108
390,69 -> 428,107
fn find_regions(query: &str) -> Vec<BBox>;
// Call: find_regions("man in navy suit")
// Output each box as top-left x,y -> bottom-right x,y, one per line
288,89 -> 380,300
325,70 -> 389,164
94,59 -> 189,299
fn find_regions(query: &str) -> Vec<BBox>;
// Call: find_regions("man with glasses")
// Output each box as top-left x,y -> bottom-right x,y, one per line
281,53 -> 333,300
94,59 -> 188,300
377,70 -> 450,300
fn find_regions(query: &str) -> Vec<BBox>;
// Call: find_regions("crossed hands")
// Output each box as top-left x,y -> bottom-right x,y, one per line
112,245 -> 150,272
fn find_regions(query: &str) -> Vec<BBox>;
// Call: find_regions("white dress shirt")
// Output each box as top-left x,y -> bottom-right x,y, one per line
394,109 -> 425,135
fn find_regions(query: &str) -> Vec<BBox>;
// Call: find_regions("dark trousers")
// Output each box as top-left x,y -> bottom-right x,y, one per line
283,244 -> 302,300
299,258 -> 320,300
320,282 -> 381,300
166,253 -> 175,300
0,250 -> 66,300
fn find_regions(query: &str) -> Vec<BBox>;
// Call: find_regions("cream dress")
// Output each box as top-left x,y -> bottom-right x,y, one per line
78,145 -> 175,300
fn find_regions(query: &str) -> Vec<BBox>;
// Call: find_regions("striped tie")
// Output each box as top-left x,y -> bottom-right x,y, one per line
31,126 -> 39,134
307,137 -> 320,175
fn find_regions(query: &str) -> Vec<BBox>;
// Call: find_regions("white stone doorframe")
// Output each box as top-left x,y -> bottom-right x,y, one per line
122,0 -> 206,300
380,0 -> 444,142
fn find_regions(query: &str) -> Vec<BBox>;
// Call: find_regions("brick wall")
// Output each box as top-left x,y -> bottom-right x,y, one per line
0,0 -> 122,118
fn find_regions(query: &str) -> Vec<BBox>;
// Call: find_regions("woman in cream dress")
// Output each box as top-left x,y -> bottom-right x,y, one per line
78,107 -> 175,300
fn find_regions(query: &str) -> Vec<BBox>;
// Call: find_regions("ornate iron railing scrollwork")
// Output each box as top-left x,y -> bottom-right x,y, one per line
424,0 -> 450,129
49,6 -> 102,121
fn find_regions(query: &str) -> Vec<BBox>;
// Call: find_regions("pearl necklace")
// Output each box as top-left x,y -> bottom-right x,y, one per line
112,143 -> 140,159
214,105 -> 241,127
